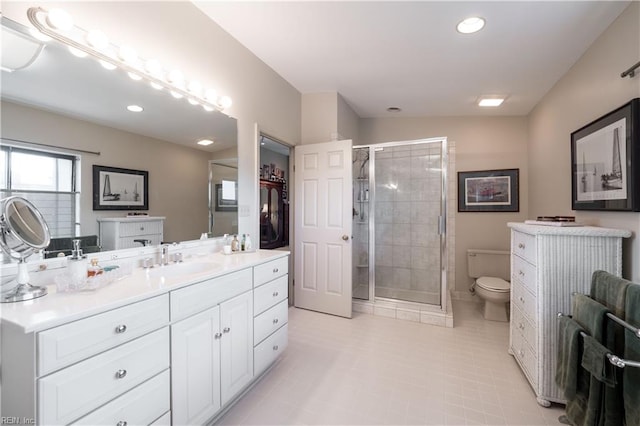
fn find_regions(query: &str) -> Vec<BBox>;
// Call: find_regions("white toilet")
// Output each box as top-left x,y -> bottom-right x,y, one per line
467,249 -> 511,322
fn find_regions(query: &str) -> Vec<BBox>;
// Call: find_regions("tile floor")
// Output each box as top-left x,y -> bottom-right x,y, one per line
217,300 -> 566,425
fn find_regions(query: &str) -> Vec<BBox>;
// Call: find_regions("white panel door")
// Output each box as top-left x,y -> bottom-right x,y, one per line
294,139 -> 353,318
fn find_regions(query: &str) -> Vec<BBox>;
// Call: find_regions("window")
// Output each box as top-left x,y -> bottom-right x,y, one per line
0,145 -> 79,238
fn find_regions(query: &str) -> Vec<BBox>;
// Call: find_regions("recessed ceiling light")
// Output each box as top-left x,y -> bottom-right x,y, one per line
457,17 -> 485,34
197,139 -> 214,146
126,105 -> 143,112
386,107 -> 402,113
478,97 -> 505,107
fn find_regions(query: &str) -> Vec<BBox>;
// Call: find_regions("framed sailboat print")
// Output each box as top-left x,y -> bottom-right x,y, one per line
571,98 -> 640,211
93,165 -> 149,210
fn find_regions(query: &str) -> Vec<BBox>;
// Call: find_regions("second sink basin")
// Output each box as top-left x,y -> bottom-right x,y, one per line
146,261 -> 220,278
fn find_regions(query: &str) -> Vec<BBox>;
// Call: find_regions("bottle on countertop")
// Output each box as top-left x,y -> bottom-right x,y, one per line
241,234 -> 246,251
231,235 -> 240,252
67,239 -> 87,284
245,234 -> 252,251
87,258 -> 104,277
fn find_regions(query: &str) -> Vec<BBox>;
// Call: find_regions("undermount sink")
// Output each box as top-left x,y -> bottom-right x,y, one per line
146,261 -> 220,278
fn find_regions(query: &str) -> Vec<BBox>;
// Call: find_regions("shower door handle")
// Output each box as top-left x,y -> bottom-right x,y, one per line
342,235 -> 350,241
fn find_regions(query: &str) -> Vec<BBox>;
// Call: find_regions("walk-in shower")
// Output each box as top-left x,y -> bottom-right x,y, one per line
352,138 -> 449,317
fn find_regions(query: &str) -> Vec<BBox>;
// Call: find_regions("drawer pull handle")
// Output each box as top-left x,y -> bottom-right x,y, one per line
273,345 -> 279,351
115,324 -> 127,334
223,327 -> 231,333
519,270 -> 525,276
273,291 -> 279,297
117,422 -> 127,426
273,318 -> 279,324
519,297 -> 525,303
273,268 -> 279,273
140,227 -> 144,231
115,369 -> 127,379
519,323 -> 525,330
518,243 -> 525,249
519,350 -> 525,357
214,332 -> 222,339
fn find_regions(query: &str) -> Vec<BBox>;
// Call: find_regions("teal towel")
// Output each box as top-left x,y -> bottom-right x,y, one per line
624,284 -> 640,426
590,270 -> 631,318
556,316 -> 584,399
572,293 -> 609,340
581,335 -> 616,387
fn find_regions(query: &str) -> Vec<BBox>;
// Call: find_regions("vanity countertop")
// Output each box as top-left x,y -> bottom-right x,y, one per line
1,249 -> 289,333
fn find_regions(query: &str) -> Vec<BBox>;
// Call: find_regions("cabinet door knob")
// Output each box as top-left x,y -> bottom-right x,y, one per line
518,243 -> 525,249
273,345 -> 279,351
273,268 -> 279,273
519,323 -> 525,330
140,227 -> 144,231
117,422 -> 127,426
519,270 -> 525,276
223,327 -> 231,333
519,297 -> 525,303
273,291 -> 279,297
115,324 -> 127,334
342,235 -> 350,241
115,369 -> 127,379
519,350 -> 525,357
273,318 -> 279,324
214,332 -> 222,339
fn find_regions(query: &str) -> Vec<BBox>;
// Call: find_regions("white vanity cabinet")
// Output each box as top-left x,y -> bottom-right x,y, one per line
170,275 -> 254,426
98,216 -> 165,250
507,223 -> 630,407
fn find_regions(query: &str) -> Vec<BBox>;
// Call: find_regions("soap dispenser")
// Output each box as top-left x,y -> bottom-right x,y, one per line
68,239 -> 87,285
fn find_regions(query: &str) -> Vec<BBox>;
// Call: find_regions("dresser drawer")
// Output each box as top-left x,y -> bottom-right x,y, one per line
254,300 -> 288,345
511,328 -> 538,388
119,220 -> 163,237
513,231 -> 537,265
254,275 -> 288,315
38,295 -> 169,375
254,257 -> 288,288
170,269 -> 252,321
512,305 -> 537,355
38,328 -> 170,425
254,323 -> 288,376
512,281 -> 537,323
512,255 -> 537,296
73,369 -> 170,425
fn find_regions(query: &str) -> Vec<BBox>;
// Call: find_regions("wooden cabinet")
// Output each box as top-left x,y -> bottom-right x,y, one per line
507,223 -> 630,406
98,216 -> 164,251
260,180 -> 288,248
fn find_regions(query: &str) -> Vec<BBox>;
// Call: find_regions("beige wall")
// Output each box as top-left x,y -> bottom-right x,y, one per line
337,93 -> 360,145
2,1 -> 302,242
301,92 -> 338,144
2,101 -> 212,243
360,116 -> 529,293
528,2 -> 640,281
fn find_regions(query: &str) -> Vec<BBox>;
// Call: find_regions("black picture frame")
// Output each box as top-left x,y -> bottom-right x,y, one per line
215,182 -> 238,212
571,98 -> 640,211
458,169 -> 519,212
92,165 -> 148,211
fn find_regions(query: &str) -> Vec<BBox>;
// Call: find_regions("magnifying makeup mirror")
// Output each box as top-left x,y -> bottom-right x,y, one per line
0,196 -> 51,302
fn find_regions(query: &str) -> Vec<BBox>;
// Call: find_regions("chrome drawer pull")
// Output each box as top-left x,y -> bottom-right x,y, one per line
273,345 -> 279,351
117,422 -> 127,426
223,327 -> 231,333
519,270 -> 525,276
273,268 -> 279,273
115,324 -> 127,334
518,243 -> 525,249
115,369 -> 127,379
273,318 -> 279,324
214,332 -> 222,339
519,297 -> 525,303
273,291 -> 279,297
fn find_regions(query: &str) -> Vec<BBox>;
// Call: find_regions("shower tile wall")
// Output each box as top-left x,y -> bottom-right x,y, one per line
375,144 -> 442,305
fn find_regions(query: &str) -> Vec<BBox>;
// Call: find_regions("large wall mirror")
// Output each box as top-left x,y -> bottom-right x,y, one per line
0,16 -> 238,260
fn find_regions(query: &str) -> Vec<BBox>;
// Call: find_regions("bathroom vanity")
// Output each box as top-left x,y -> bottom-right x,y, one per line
507,222 -> 630,407
0,250 -> 289,425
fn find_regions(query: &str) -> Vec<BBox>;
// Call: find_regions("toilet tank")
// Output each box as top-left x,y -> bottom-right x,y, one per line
467,249 -> 510,281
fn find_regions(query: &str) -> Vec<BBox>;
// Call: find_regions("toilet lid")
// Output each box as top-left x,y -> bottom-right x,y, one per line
477,276 -> 510,291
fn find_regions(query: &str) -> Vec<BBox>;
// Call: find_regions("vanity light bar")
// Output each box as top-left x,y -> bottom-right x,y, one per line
26,7 -> 232,112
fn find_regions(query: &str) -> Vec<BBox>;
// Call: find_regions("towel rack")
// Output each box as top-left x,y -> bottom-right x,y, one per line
606,354 -> 640,369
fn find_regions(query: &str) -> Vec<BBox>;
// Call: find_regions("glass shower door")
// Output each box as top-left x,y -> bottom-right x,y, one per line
352,148 -> 370,300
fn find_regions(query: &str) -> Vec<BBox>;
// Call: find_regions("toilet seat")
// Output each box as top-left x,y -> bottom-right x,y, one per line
477,276 -> 510,292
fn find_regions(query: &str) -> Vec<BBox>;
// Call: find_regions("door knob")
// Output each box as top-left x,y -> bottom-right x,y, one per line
342,235 -> 350,241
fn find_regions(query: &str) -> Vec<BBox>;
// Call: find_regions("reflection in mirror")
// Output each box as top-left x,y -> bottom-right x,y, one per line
0,16 -> 238,263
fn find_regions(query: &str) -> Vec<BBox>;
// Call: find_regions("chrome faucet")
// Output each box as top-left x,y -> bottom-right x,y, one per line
161,244 -> 170,266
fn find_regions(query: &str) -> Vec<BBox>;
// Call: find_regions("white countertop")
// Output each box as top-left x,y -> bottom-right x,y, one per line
1,250 -> 289,333
97,216 -> 165,222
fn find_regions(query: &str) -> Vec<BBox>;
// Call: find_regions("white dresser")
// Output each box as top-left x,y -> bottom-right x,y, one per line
507,223 -> 631,407
98,216 -> 165,250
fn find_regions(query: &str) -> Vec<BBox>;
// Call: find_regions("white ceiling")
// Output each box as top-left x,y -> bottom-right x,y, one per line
194,1 -> 630,118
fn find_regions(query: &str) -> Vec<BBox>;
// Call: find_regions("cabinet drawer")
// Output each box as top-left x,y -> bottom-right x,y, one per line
512,255 -> 537,296
254,300 -> 288,345
511,305 -> 537,355
151,411 -> 171,426
119,221 -> 163,237
512,282 -> 537,324
38,328 -> 170,425
254,275 -> 288,315
38,295 -> 169,375
171,269 -> 252,321
73,369 -> 170,425
254,257 -> 288,288
254,323 -> 288,376
513,231 -> 536,265
511,329 -> 538,388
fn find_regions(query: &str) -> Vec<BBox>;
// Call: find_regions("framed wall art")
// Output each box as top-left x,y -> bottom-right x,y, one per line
93,165 -> 148,210
458,168 -> 519,212
571,98 -> 640,211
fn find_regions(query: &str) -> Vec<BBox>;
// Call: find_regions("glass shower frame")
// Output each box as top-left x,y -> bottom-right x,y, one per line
353,137 -> 448,310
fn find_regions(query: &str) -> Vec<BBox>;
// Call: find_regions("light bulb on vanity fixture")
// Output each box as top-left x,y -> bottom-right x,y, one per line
25,6 -> 233,113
